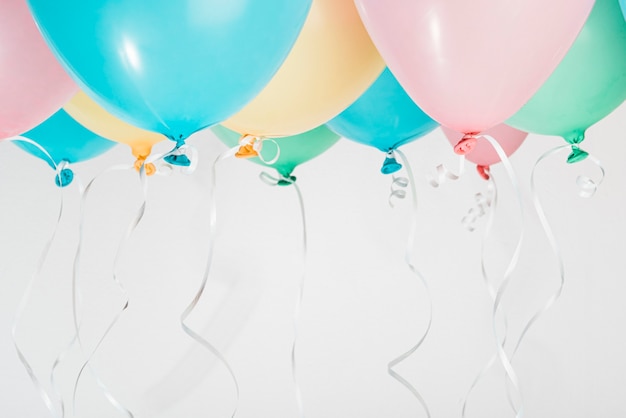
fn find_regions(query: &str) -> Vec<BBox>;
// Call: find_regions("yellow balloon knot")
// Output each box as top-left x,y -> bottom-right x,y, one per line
134,157 -> 156,176
235,134 -> 260,159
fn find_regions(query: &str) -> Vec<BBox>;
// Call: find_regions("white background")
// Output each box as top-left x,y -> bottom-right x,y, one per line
0,102 -> 624,418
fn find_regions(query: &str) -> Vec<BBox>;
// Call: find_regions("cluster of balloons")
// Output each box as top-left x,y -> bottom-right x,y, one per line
0,0 -> 624,185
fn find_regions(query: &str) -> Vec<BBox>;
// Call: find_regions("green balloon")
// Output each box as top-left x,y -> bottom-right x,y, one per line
212,124 -> 340,178
508,0 -> 626,152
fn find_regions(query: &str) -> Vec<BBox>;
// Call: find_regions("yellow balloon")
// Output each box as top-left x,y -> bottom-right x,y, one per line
64,91 -> 165,162
223,0 -> 384,138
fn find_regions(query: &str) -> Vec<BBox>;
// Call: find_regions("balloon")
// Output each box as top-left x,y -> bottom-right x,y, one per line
621,0 -> 626,21
0,0 -> 77,139
442,124 -> 528,179
28,0 -> 312,143
212,125 -> 339,178
64,91 -> 164,163
354,0 -> 593,149
14,109 -> 116,186
507,0 -> 626,163
327,68 -> 438,174
223,0 -> 385,138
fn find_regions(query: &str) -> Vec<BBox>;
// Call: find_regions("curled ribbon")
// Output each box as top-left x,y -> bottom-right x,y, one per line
387,149 -> 433,418
259,171 -> 308,418
461,175 -> 515,417
179,146 -> 241,418
388,175 -> 409,208
497,145 -> 605,413
477,134 -> 525,418
461,180 -> 495,232
71,162 -> 141,418
428,155 -> 465,188
7,136 -> 75,418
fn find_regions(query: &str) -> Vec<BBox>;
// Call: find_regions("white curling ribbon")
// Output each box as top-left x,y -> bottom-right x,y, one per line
387,149 -> 433,418
71,163 -> 141,418
428,155 -> 465,188
7,136 -> 73,418
478,134 -> 525,418
179,148 -> 241,418
462,181 -> 495,232
388,175 -> 409,208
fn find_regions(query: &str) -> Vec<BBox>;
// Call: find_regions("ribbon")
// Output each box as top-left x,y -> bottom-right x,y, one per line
461,181 -> 496,232
498,145 -> 605,412
387,149 -> 433,418
179,145 -> 241,418
461,175 -> 514,417
7,136 -> 75,418
388,175 -> 409,208
259,171 -> 307,418
428,155 -> 465,188
70,163 -> 141,418
478,134 -> 525,418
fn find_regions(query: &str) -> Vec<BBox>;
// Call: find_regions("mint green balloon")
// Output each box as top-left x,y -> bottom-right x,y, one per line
508,0 -> 626,160
212,125 -> 340,178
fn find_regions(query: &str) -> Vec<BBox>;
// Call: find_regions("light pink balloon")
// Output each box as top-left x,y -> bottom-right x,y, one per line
442,124 -> 528,169
355,0 -> 594,136
0,0 -> 77,140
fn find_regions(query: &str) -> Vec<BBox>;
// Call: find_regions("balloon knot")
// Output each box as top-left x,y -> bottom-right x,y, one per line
55,168 -> 74,187
454,133 -> 478,155
164,153 -> 191,167
381,150 -> 402,175
235,134 -> 261,159
277,175 -> 297,186
477,165 -> 490,180
134,157 -> 156,175
567,145 -> 589,164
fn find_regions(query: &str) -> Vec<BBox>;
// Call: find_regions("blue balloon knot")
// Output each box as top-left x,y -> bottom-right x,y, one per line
164,153 -> 191,167
55,168 -> 74,187
381,153 -> 402,175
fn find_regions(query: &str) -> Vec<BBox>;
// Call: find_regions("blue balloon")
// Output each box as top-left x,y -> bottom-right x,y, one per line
27,0 -> 312,144
621,0 -> 626,20
327,68 -> 438,174
15,109 -> 116,186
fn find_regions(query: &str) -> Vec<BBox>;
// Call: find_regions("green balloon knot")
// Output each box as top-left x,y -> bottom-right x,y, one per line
277,175 -> 296,186
564,130 -> 585,145
567,145 -> 589,164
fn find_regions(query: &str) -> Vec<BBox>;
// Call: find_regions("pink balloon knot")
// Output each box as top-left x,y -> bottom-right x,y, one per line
454,134 -> 478,155
476,165 -> 490,181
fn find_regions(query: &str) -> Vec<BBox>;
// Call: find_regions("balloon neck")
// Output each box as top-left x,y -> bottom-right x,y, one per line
235,134 -> 261,159
454,133 -> 478,155
277,174 -> 297,186
564,130 -> 585,145
476,165 -> 490,180
567,145 -> 589,164
134,156 -> 156,176
381,150 -> 402,175
55,163 -> 74,188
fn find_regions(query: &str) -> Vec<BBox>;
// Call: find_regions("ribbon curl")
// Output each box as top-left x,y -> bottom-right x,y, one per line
428,155 -> 465,188
387,149 -> 433,418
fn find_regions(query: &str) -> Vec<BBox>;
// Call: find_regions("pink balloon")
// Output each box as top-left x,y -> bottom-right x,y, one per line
355,0 -> 594,138
0,0 -> 77,140
442,124 -> 528,179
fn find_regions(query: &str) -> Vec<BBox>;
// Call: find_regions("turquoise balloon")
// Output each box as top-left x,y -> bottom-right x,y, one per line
326,68 -> 438,174
508,0 -> 626,162
27,0 -> 311,143
15,109 -> 116,186
621,0 -> 626,20
213,124 -> 339,179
